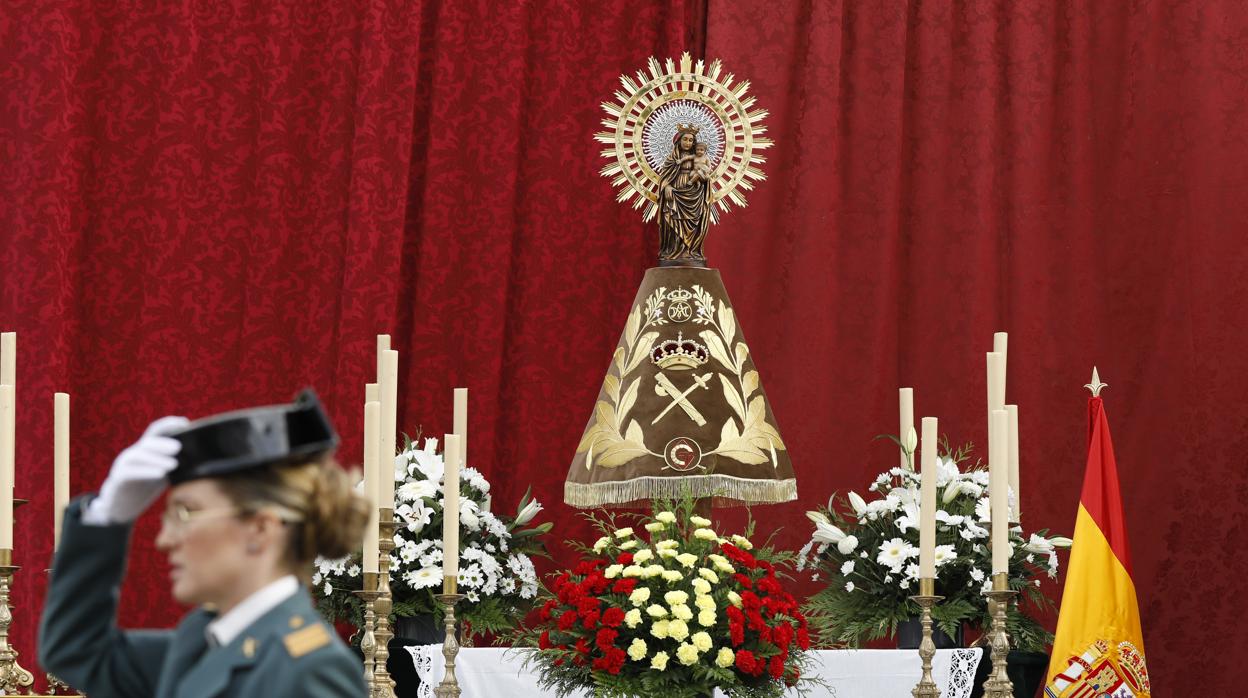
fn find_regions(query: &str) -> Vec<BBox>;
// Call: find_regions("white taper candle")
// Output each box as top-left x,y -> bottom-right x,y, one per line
990,409 -> 1010,574
918,417 -> 938,579
1007,404 -> 1020,521
453,388 -> 468,469
993,332 -> 1008,399
899,387 -> 914,469
54,392 -> 70,550
362,400 -> 381,574
442,433 -> 461,583
0,385 -> 12,549
0,332 -> 14,386
380,349 -> 399,508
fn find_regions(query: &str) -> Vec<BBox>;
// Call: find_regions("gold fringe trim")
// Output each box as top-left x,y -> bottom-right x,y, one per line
565,475 -> 797,508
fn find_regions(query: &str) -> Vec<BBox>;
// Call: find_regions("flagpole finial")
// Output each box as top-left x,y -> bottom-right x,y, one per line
1084,366 -> 1108,397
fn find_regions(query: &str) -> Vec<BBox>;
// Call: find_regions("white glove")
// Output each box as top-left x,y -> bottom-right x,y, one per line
83,416 -> 190,525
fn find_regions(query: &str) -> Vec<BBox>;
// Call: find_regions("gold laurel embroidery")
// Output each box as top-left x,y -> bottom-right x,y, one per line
576,287 -> 667,468
688,285 -> 787,467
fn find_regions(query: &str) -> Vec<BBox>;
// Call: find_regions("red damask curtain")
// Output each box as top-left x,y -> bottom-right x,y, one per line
3,0 -> 1246,692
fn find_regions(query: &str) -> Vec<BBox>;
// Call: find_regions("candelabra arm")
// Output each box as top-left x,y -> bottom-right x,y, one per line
909,577 -> 943,698
981,575 -> 1018,698
0,552 -> 35,694
433,593 -> 464,698
354,572 -> 382,697
373,509 -> 397,698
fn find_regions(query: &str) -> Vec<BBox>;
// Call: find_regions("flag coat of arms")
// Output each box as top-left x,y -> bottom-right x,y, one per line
1045,395 -> 1151,697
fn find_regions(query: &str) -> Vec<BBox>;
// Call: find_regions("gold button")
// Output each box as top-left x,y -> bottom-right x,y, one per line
289,616 -> 305,629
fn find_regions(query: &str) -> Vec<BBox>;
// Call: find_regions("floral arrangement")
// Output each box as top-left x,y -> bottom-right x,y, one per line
797,439 -> 1071,652
314,437 -> 551,641
519,502 -> 815,698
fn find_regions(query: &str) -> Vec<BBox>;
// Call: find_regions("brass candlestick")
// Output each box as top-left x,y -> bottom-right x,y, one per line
433,589 -> 465,698
909,577 -> 943,698
373,508 -> 397,698
0,549 -> 34,694
982,572 -> 1017,698
46,672 -> 73,695
354,572 -> 382,697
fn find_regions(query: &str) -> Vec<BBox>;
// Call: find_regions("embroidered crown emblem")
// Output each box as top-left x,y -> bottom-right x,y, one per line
650,331 -> 709,370
666,287 -> 693,303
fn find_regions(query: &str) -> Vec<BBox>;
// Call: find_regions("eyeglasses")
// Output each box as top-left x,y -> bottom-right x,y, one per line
160,504 -> 241,532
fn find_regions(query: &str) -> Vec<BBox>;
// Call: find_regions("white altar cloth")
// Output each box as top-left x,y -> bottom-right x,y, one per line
406,645 -> 982,698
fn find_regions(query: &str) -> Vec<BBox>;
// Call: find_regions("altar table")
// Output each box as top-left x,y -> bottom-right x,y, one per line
405,645 -> 982,698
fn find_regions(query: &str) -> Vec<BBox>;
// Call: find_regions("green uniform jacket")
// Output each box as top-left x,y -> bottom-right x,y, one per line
39,497 -> 367,698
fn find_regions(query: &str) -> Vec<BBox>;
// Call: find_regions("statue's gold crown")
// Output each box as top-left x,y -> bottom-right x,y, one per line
675,123 -> 701,137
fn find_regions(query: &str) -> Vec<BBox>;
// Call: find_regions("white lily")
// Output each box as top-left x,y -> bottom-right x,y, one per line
1024,533 -> 1054,554
805,510 -> 830,525
812,520 -> 846,545
1049,536 -> 1073,548
515,498 -> 543,526
848,491 -> 868,516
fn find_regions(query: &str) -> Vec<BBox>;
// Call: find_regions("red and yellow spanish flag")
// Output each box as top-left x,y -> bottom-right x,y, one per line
1044,395 -> 1150,697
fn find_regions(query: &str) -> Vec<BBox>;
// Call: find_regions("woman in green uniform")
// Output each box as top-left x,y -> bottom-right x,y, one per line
40,390 -> 370,697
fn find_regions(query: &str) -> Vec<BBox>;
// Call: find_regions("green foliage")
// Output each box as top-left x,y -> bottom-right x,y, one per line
798,438 -> 1067,653
312,437 -> 552,645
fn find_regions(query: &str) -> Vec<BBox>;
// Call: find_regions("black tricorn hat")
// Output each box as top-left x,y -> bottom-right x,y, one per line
167,388 -> 339,485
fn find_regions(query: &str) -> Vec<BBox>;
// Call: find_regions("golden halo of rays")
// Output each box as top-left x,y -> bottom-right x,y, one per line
594,52 -> 772,224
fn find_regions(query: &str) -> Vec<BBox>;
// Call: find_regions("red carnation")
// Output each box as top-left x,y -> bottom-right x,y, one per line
575,638 -> 591,655
581,609 -> 601,630
601,607 -> 626,628
616,552 -> 634,565
557,610 -> 578,631
612,578 -> 638,595
741,591 -> 762,610
575,560 -> 597,575
769,654 -> 785,680
538,630 -> 552,649
735,649 -> 758,675
773,622 -> 794,649
595,627 -> 619,652
796,626 -> 811,650
757,576 -> 781,595
730,619 -> 745,646
577,596 -> 602,615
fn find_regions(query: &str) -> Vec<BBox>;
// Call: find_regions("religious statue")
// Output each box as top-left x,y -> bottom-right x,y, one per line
566,54 -> 793,509
657,126 -> 712,264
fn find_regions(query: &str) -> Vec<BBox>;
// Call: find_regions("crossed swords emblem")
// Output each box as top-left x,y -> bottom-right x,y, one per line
652,372 -> 712,426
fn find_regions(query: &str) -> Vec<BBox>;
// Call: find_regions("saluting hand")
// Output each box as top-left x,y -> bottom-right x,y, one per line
85,416 -> 190,525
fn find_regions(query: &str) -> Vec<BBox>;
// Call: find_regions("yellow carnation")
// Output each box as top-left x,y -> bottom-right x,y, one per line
691,631 -> 713,652
666,618 -> 689,642
651,651 -> 669,671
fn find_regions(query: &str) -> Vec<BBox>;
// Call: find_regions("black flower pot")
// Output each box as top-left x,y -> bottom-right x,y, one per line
384,614 -> 446,698
897,617 -> 963,649
968,648 -> 1050,698
394,614 -> 447,644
